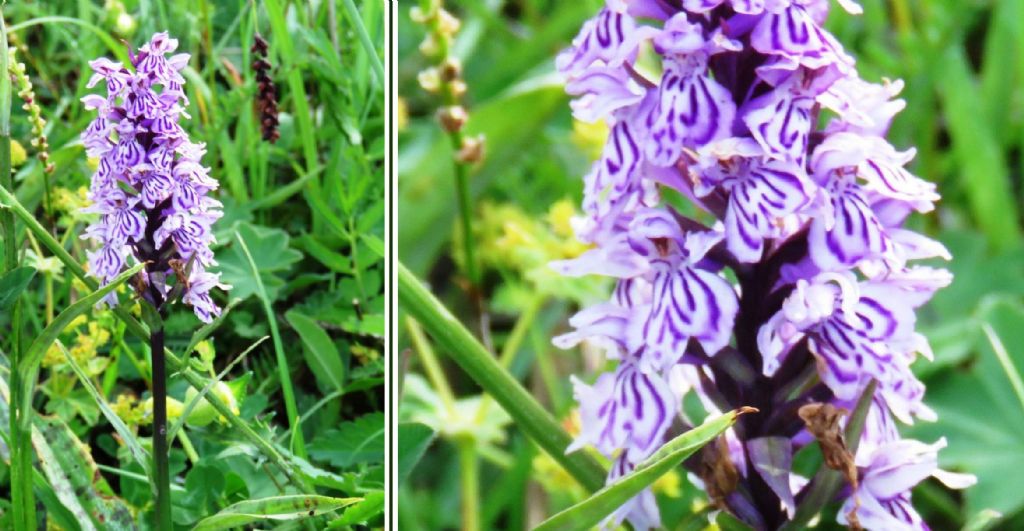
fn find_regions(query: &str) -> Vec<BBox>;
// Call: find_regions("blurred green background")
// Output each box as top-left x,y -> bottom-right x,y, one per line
398,0 -> 1024,529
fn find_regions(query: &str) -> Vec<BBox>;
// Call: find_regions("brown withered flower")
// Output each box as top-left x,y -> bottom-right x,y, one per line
251,34 -> 280,143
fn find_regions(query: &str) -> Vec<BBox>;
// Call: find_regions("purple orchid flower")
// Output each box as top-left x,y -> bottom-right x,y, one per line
554,2 -> 972,529
81,32 -> 228,322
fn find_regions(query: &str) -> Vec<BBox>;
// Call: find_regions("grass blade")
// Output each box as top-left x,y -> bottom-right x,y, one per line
57,341 -> 151,478
192,495 -> 360,531
235,229 -> 306,459
535,409 -> 755,531
18,262 -> 145,432
982,323 -> 1024,415
397,262 -> 608,491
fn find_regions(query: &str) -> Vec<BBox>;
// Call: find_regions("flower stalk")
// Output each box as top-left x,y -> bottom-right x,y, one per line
412,1 -> 484,290
0,10 -> 35,531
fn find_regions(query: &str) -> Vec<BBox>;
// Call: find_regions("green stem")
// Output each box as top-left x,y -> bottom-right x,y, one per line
0,185 -> 314,493
474,294 -> 545,423
398,262 -> 606,492
150,325 -> 173,530
458,438 -> 480,531
452,153 -> 480,286
0,10 -> 33,531
338,0 -> 384,85
177,431 -> 200,465
236,231 -> 306,459
406,317 -> 456,412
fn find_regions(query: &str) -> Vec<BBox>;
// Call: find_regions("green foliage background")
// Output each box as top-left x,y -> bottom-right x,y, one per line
0,0 -> 385,528
398,0 -> 1024,529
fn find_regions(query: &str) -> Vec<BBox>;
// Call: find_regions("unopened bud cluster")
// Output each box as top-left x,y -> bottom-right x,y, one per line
8,47 -> 53,173
412,2 -> 484,164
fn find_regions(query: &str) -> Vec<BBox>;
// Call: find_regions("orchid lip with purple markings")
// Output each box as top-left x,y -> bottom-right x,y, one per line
81,32 -> 228,323
553,1 -> 973,529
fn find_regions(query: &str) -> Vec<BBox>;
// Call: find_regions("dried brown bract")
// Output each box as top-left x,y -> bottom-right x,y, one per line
698,436 -> 740,509
798,402 -> 858,488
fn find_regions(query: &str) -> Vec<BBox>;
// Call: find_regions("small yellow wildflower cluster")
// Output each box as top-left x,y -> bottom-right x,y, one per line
352,343 -> 380,365
473,199 -> 601,307
477,200 -> 588,271
110,393 -> 147,426
52,186 -> 92,226
43,315 -> 112,377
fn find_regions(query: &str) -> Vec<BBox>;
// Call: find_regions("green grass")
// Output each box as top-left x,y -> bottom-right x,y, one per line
0,1 -> 385,528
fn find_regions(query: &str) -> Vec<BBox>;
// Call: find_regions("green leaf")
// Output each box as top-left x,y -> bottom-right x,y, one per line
0,265 -> 35,310
328,490 -> 384,528
19,262 -> 146,432
939,46 -> 1021,249
308,412 -> 385,468
285,310 -> 345,392
535,409 -> 753,531
911,297 -> 1024,518
398,263 -> 608,491
214,222 -> 303,301
397,422 -> 436,484
361,233 -> 385,258
191,495 -> 360,531
298,234 -> 352,274
34,416 -> 138,530
57,342 -> 151,479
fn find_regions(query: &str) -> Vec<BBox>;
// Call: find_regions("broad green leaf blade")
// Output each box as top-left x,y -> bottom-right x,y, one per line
910,297 -> 1024,517
34,416 -> 138,530
308,412 -> 385,468
19,261 -> 145,431
328,490 -> 384,528
58,342 -> 151,478
214,222 -> 303,301
32,470 -> 84,531
397,422 -> 436,484
286,310 -> 346,392
535,408 -> 755,531
0,265 -> 35,309
191,495 -> 360,531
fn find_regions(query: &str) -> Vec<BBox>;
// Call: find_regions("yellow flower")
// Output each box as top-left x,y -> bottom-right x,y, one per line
571,120 -> 609,160
10,139 -> 26,167
652,469 -> 682,498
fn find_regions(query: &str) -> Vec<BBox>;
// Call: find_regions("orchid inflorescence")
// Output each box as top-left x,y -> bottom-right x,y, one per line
554,1 -> 975,529
81,32 -> 228,322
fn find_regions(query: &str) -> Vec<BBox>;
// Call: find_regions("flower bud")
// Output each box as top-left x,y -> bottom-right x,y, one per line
436,105 -> 467,133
